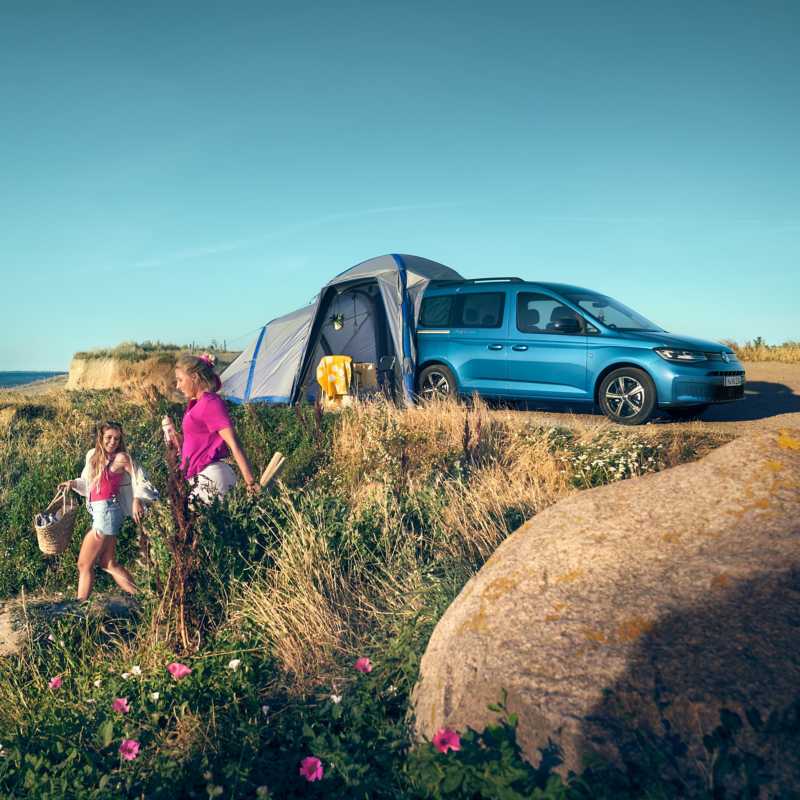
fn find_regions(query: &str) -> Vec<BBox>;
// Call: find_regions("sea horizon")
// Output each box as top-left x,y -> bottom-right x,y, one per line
0,371 -> 68,390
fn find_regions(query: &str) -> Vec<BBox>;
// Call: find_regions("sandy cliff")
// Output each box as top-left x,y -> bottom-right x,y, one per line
66,352 -> 239,392
67,355 -> 178,392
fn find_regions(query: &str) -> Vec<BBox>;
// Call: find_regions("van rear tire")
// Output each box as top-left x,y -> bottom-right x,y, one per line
418,365 -> 457,400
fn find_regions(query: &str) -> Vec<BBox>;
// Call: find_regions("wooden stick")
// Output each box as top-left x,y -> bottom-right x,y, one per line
259,452 -> 281,485
260,452 -> 287,489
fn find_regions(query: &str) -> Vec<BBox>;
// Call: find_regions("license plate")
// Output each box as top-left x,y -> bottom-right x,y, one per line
724,376 -> 742,386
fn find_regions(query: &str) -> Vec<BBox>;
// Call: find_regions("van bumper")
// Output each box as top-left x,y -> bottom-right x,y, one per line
648,360 -> 747,408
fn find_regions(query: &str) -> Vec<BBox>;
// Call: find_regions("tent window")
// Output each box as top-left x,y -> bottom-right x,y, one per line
452,292 -> 506,329
419,296 -> 453,328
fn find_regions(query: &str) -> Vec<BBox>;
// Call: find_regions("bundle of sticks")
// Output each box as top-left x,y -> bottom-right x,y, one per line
259,451 -> 286,491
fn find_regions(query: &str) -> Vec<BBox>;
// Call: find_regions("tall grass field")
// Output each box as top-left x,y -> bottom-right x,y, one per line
0,386 -> 793,798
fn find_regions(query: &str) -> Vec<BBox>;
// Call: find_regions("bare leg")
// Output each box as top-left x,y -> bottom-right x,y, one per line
97,535 -> 137,594
76,528 -> 111,600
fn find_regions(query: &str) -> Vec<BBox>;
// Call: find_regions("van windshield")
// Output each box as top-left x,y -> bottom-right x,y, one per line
561,292 -> 662,332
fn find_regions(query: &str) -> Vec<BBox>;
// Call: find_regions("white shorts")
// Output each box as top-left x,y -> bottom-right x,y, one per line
189,462 -> 237,505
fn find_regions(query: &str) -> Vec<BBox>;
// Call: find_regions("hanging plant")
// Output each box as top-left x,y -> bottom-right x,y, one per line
329,312 -> 345,331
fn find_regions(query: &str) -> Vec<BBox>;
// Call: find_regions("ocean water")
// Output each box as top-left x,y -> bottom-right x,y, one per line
0,372 -> 68,390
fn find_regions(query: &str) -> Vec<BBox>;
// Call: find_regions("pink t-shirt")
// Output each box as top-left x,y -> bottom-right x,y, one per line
181,392 -> 234,478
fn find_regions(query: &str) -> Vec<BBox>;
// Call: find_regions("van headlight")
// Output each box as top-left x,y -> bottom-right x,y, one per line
654,347 -> 707,363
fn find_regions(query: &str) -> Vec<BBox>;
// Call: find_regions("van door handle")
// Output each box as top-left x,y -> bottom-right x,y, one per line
512,345 -> 528,351
487,344 -> 503,350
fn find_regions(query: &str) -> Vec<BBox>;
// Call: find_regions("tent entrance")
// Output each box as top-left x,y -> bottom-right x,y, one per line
298,279 -> 399,401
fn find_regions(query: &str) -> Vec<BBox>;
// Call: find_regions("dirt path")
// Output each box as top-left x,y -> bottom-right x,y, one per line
507,362 -> 800,435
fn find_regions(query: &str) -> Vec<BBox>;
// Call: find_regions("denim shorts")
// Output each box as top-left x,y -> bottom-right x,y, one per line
87,499 -> 124,537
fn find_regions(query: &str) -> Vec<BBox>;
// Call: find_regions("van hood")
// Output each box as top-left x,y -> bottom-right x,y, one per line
615,330 -> 733,353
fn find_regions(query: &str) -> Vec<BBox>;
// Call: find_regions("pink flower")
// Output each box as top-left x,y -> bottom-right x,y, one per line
433,728 -> 461,754
167,662 -> 192,681
299,756 -> 323,782
355,657 -> 372,674
112,697 -> 131,713
48,676 -> 62,690
119,739 -> 139,760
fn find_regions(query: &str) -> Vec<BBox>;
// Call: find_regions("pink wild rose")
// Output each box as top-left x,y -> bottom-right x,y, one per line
433,728 -> 461,754
48,676 -> 62,690
167,662 -> 192,681
354,657 -> 372,674
119,739 -> 140,760
112,697 -> 131,713
299,756 -> 324,782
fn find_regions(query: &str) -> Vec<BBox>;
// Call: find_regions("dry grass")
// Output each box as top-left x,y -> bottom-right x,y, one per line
228,396 -> 734,685
722,339 -> 800,363
0,389 -> 94,468
0,386 -> 735,687
73,340 -> 185,361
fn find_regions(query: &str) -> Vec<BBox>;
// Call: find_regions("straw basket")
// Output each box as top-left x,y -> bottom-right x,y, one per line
34,490 -> 81,555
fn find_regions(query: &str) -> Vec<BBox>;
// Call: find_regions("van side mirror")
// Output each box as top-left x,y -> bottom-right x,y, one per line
553,317 -> 580,333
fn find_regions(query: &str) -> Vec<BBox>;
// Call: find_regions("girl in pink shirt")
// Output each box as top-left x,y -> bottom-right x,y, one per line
165,353 -> 259,503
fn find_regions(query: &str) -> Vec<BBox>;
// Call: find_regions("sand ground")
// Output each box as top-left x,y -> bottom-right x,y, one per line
501,362 -> 800,436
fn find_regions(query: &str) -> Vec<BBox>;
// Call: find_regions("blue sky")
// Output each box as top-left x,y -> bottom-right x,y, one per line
1,0 -> 798,370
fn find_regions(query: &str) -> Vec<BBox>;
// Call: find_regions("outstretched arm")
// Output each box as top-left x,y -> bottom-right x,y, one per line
217,427 -> 259,494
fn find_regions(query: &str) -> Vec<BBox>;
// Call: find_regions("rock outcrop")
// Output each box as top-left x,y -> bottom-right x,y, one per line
412,429 -> 800,791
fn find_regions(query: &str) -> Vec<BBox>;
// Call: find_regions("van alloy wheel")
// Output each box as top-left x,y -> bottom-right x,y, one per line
604,376 -> 646,419
418,365 -> 457,399
598,367 -> 657,426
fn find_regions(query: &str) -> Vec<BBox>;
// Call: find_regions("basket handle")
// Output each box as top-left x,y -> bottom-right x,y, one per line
49,488 -> 72,514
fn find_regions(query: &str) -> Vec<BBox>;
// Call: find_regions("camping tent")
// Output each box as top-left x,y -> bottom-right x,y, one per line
220,254 -> 464,405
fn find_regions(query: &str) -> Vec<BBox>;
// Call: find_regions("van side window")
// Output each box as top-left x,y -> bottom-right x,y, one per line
453,292 -> 505,329
419,296 -> 453,328
517,292 -> 581,334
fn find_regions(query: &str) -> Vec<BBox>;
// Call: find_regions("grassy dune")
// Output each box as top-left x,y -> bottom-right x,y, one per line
723,338 -> 800,363
3,387 -> 787,798
73,340 -> 237,363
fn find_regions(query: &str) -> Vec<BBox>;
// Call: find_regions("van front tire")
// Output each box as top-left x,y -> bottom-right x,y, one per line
598,367 -> 657,426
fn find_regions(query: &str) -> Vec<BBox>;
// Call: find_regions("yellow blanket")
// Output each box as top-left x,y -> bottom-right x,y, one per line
316,355 -> 352,402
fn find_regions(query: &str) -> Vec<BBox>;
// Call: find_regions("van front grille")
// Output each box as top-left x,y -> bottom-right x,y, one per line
677,383 -> 745,403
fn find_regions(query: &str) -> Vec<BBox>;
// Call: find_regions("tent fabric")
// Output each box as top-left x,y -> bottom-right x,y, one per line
220,254 -> 463,405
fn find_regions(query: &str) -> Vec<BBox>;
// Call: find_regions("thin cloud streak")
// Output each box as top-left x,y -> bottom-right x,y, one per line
72,203 -> 462,276
514,216 -> 800,224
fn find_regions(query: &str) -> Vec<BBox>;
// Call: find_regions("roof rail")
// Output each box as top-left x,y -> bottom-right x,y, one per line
470,277 -> 523,283
429,277 -> 524,286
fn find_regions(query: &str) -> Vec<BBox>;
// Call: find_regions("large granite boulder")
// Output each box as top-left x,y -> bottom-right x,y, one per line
412,429 -> 800,790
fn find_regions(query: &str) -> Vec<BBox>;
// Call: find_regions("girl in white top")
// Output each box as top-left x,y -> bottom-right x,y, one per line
58,421 -> 155,601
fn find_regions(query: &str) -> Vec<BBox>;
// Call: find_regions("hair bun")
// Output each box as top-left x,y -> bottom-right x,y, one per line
199,352 -> 217,367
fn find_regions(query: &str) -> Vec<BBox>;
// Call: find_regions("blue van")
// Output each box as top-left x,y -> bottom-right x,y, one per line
415,278 -> 745,425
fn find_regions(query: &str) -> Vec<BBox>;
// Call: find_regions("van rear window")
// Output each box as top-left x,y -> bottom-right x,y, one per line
419,296 -> 453,328
453,292 -> 505,329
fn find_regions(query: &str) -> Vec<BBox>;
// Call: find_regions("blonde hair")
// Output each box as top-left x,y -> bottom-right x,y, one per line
175,352 -> 219,393
88,422 -> 127,491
